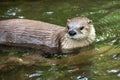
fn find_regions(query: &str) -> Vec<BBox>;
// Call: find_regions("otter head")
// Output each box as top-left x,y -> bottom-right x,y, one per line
61,17 -> 95,53
66,17 -> 94,40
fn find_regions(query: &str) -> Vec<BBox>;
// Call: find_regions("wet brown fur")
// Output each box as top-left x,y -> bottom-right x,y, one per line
0,17 -> 95,54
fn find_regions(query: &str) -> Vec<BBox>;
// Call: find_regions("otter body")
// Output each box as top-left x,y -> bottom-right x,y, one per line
0,17 -> 95,54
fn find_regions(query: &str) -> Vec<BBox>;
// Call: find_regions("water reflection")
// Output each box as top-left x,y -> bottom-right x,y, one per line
46,11 -> 54,15
117,73 -> 120,77
112,54 -> 120,60
28,65 -> 90,80
29,72 -> 42,78
76,76 -> 88,80
107,69 -> 119,73
1,7 -> 24,19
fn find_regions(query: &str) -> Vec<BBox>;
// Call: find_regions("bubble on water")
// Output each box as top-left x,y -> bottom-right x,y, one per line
18,16 -> 24,19
68,69 -> 76,73
117,73 -> 120,77
10,12 -> 16,16
107,69 -> 119,73
29,71 -> 43,78
29,73 -> 42,78
67,68 -> 79,73
5,7 -> 22,17
76,76 -> 88,80
46,11 -> 54,15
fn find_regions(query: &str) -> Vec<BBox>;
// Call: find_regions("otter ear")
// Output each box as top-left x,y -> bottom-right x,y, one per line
88,20 -> 92,24
67,19 -> 71,22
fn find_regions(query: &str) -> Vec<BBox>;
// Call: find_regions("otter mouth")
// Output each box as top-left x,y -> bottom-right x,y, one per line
66,30 -> 85,40
66,33 -> 86,40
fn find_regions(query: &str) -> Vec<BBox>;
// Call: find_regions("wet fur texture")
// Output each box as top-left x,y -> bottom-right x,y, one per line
60,17 -> 95,53
0,17 -> 95,54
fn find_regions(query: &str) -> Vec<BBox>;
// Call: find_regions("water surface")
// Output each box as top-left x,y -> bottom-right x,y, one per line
0,0 -> 120,80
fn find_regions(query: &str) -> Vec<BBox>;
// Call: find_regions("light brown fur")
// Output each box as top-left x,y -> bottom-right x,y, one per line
0,17 -> 95,54
61,17 -> 95,53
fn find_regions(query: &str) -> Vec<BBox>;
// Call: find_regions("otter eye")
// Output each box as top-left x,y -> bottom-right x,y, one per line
80,26 -> 84,30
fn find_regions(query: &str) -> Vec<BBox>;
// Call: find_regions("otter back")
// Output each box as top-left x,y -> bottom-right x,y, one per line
0,19 -> 64,54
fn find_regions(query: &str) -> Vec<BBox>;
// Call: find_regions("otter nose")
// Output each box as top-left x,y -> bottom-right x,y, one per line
68,30 -> 76,36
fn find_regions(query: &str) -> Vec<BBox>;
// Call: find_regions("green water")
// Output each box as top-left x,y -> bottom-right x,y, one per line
0,0 -> 120,80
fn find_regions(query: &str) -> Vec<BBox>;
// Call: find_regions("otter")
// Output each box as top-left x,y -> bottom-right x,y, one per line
0,17 -> 95,54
